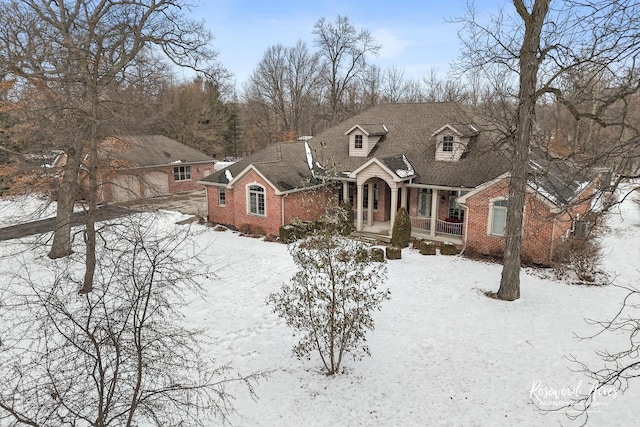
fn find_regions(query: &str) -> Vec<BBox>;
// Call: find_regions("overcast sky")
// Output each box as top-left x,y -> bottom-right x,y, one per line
188,0 -> 497,88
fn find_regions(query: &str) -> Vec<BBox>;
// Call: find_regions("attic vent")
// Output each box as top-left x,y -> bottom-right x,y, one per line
163,151 -> 171,158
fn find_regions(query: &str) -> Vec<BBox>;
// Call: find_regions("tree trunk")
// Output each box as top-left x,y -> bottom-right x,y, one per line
79,138 -> 98,294
48,146 -> 81,259
497,0 -> 550,301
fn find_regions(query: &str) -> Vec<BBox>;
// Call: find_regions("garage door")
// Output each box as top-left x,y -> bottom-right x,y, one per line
112,174 -> 141,202
142,171 -> 169,198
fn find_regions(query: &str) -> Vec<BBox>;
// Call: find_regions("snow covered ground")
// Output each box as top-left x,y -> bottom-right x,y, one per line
1,186 -> 639,426
0,194 -> 56,228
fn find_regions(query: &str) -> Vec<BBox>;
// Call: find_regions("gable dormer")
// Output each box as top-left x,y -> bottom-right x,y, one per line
432,123 -> 478,161
345,124 -> 388,157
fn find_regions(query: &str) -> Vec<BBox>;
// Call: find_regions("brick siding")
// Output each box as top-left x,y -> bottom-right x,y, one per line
206,169 -> 329,236
463,178 -> 593,265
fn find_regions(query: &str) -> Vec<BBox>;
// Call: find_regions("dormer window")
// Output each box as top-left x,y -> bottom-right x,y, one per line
354,134 -> 363,149
433,124 -> 476,162
442,135 -> 454,152
346,124 -> 388,157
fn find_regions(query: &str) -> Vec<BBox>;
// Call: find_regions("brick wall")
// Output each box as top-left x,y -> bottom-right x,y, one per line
206,185 -> 235,228
282,188 -> 331,226
464,178 -> 558,265
99,161 -> 213,202
206,169 -> 330,237
167,162 -> 212,193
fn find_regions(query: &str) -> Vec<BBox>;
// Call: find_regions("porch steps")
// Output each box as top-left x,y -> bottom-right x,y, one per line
351,231 -> 391,244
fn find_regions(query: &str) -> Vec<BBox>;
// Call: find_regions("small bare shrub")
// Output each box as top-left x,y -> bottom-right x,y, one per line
554,238 -> 604,284
238,223 -> 266,237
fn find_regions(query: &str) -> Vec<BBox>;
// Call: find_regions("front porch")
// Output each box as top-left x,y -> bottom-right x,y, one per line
340,160 -> 468,246
354,216 -> 464,245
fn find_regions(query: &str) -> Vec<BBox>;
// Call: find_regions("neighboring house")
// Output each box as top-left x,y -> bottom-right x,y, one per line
54,135 -> 215,202
201,103 -> 596,265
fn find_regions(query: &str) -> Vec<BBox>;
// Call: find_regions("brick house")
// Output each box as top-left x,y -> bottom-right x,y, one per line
201,103 -> 595,265
200,142 -> 330,235
54,135 -> 215,202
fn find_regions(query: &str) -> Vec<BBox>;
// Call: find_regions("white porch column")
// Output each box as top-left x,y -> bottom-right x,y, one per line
400,186 -> 407,209
367,182 -> 374,227
342,181 -> 349,203
430,189 -> 438,238
390,186 -> 398,234
356,183 -> 364,231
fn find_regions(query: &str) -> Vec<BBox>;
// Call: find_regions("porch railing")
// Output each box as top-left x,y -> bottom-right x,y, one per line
410,217 -> 463,236
410,216 -> 431,232
436,219 -> 463,236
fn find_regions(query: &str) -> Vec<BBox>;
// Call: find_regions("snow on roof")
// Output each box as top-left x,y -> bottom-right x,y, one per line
395,154 -> 415,178
225,169 -> 233,183
214,161 -> 235,172
304,141 -> 315,177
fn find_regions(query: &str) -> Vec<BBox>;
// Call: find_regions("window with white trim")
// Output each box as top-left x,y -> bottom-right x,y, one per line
489,199 -> 509,236
442,135 -> 454,152
248,185 -> 265,216
218,187 -> 226,206
354,134 -> 363,149
173,165 -> 191,181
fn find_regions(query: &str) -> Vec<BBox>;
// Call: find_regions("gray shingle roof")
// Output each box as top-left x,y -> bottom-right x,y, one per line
102,135 -> 213,167
202,103 -> 592,207
201,142 -> 317,192
380,154 -> 415,179
347,124 -> 389,136
528,146 -> 591,207
309,102 -> 512,188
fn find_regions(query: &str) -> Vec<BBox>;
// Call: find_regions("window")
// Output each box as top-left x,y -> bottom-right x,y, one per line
218,188 -> 226,206
363,183 -> 379,210
490,199 -> 509,236
173,165 -> 191,181
347,182 -> 356,205
442,135 -> 454,152
354,134 -> 363,149
418,189 -> 432,217
248,185 -> 265,216
448,190 -> 467,220
573,219 -> 590,239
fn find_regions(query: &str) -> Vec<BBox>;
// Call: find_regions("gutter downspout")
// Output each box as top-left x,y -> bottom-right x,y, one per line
549,217 -> 557,264
281,193 -> 289,227
204,185 -> 210,222
459,204 -> 470,256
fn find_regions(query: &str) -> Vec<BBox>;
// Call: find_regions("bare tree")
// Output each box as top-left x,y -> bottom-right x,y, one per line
0,0 -> 215,293
156,75 -> 232,157
0,213 -> 260,426
381,66 -> 408,104
422,67 -> 469,103
361,64 -> 381,108
456,0 -> 640,300
313,15 -> 381,125
244,40 -> 323,141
